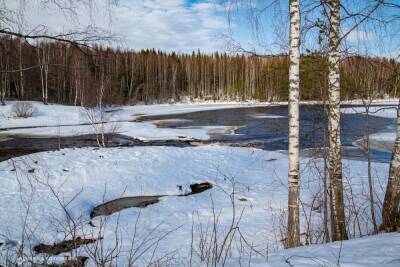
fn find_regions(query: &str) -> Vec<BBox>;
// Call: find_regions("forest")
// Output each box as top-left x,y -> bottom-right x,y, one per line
1,37 -> 399,106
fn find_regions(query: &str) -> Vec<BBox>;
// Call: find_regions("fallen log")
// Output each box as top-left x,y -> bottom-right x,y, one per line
90,195 -> 163,218
90,181 -> 213,218
34,237 -> 99,255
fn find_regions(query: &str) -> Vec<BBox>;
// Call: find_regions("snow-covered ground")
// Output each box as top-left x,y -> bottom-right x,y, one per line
1,99 -> 399,265
1,100 -> 398,143
238,233 -> 400,267
341,101 -> 398,119
0,101 -> 267,140
340,100 -> 398,151
0,146 -> 393,265
360,132 -> 396,152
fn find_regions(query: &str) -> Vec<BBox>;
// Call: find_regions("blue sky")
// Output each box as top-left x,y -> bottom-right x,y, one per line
222,0 -> 400,58
9,0 -> 400,58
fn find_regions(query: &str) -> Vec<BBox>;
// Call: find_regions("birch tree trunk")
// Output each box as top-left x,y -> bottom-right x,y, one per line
37,46 -> 49,105
18,39 -> 24,99
74,69 -> 79,106
382,100 -> 400,231
328,0 -> 348,241
0,47 -> 8,105
365,104 -> 378,233
43,56 -> 49,105
287,0 -> 301,248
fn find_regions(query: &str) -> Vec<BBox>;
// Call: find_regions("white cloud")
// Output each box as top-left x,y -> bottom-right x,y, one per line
6,0 -> 228,53
345,29 -> 375,42
113,0 -> 228,52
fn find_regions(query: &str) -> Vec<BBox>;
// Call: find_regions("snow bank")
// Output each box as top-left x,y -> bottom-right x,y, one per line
341,100 -> 399,118
0,101 -> 268,129
1,100 -> 398,141
0,101 -> 264,140
233,233 -> 400,267
0,146 -> 391,265
353,132 -> 396,152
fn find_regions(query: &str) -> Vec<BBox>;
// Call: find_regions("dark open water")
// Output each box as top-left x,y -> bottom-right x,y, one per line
0,104 -> 396,162
138,104 -> 396,162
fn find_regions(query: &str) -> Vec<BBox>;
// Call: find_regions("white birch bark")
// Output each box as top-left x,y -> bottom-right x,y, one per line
37,46 -> 49,105
382,100 -> 400,231
328,0 -> 348,241
43,49 -> 49,105
18,39 -> 24,99
74,70 -> 79,106
287,0 -> 301,248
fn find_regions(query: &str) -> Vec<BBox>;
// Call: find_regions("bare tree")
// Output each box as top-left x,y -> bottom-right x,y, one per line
0,1 -> 114,45
327,0 -> 348,241
0,37 -> 10,105
287,0 -> 301,248
0,0 -> 115,106
37,43 -> 50,105
382,100 -> 400,232
17,38 -> 24,99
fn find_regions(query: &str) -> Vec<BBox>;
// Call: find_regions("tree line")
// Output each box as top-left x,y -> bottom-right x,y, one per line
1,36 -> 399,107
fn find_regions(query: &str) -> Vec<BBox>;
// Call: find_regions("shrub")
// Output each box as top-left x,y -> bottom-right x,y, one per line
11,101 -> 38,118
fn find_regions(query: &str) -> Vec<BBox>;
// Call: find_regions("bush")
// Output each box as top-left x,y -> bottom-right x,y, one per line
11,102 -> 38,118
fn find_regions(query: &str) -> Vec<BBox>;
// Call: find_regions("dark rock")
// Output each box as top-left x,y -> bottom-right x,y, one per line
189,182 -> 213,194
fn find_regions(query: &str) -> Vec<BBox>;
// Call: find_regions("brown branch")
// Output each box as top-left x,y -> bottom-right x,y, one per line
0,28 -> 113,48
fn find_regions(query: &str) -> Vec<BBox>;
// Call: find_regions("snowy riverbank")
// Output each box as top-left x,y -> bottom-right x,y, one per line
0,145 -> 393,265
0,99 -> 399,265
1,99 -> 398,143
